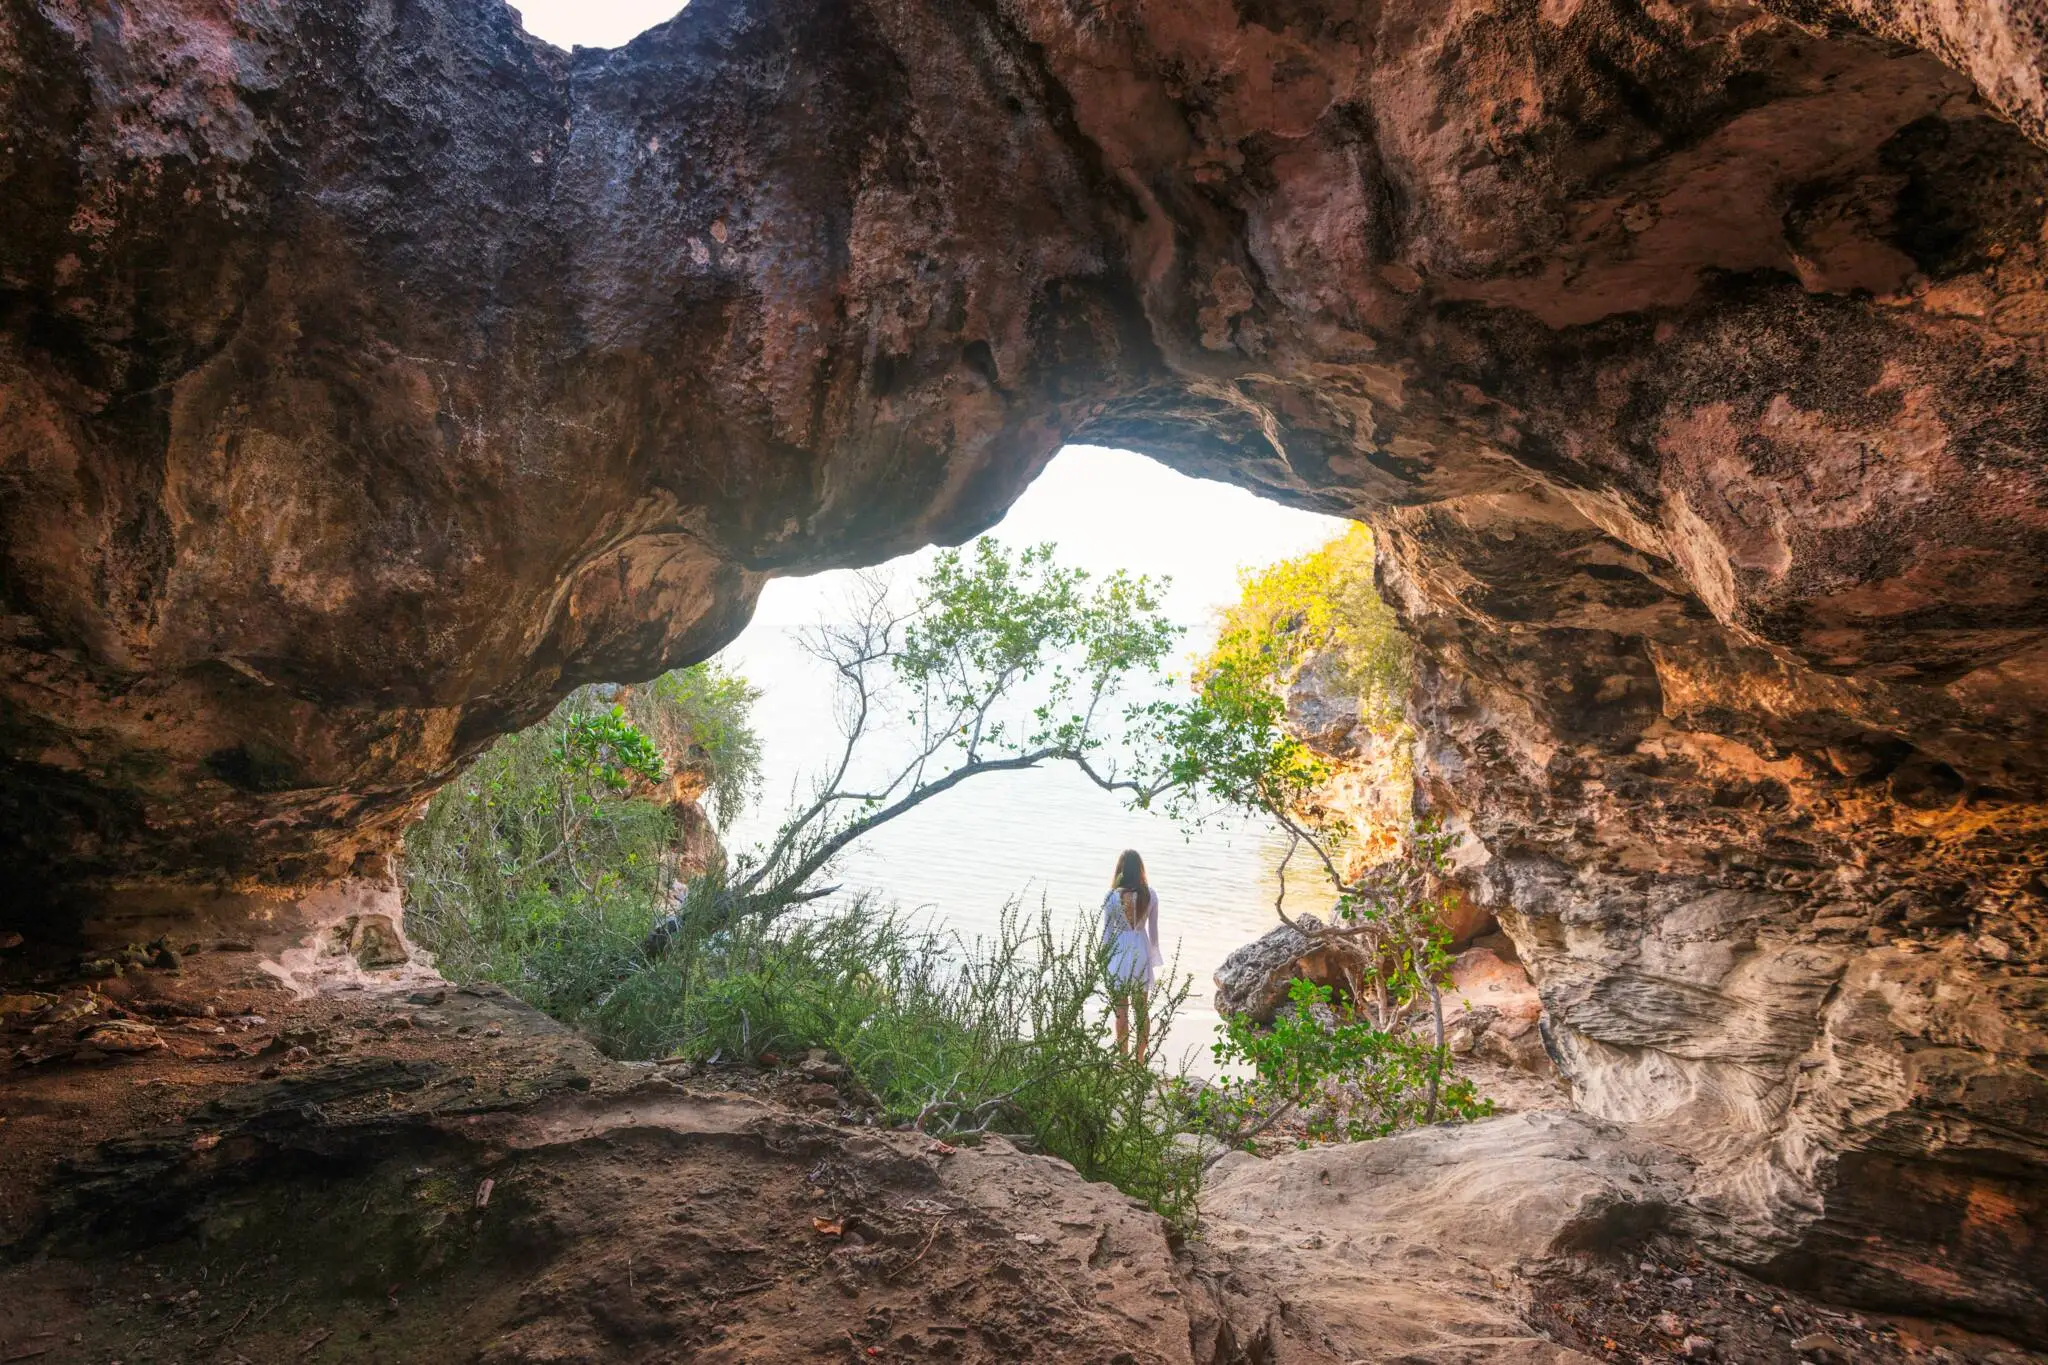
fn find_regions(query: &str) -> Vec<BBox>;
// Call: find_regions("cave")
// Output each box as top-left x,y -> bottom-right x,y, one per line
2,0 -> 2044,1359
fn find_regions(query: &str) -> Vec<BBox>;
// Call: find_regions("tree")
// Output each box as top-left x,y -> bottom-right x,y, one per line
1131,528 -> 1486,1145
649,540 -> 1185,947
636,532 -> 1484,1150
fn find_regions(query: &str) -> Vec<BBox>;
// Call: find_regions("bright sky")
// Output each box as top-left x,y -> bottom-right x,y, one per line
741,445 -> 1349,638
510,0 -> 681,48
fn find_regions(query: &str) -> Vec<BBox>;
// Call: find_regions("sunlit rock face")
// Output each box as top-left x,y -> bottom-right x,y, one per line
2,0 -> 2045,1335
1378,486 -> 2047,1335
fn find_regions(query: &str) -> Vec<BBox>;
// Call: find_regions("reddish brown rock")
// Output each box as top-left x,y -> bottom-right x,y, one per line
2,0 -> 2046,1343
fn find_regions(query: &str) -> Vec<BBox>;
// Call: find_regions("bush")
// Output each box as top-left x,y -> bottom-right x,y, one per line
403,663 -> 759,1011
1199,978 -> 1491,1146
596,898 -> 1201,1229
1198,524 -> 1409,733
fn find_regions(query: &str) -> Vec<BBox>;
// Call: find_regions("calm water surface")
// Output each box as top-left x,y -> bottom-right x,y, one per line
714,448 -> 1348,1068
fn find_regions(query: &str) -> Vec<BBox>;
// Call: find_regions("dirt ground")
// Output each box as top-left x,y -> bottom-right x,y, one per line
1528,1235 -> 2045,1365
3,925 -> 2043,1365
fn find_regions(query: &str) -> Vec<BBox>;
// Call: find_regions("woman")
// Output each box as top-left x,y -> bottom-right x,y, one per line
1102,849 -> 1162,1058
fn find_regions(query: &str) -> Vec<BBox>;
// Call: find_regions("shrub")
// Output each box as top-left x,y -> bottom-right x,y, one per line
403,664 -> 759,1010
1199,978 -> 1491,1146
1197,524 -> 1409,733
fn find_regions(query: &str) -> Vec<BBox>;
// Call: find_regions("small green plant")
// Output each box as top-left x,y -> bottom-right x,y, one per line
559,704 -> 667,791
1199,977 -> 1491,1147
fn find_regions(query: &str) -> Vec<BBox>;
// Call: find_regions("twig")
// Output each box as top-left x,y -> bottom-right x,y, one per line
212,1299 -> 257,1345
885,1218 -> 948,1282
1205,1102 -> 1298,1169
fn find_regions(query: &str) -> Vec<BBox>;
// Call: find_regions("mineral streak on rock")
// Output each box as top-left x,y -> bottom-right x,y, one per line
3,0 -> 2047,1341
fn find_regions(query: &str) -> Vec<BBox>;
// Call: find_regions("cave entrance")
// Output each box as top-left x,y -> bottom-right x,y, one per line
401,442 -> 1417,1073
508,0 -> 686,51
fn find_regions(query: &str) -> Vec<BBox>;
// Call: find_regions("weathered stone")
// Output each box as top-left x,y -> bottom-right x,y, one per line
1211,914 -> 1346,1025
1,0 -> 2046,1340
1201,1111 -> 1687,1361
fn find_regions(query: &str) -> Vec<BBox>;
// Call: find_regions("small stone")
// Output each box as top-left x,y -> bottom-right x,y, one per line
0,931 -> 23,951
80,1019 -> 167,1054
1681,1335 -> 1716,1360
1652,1312 -> 1685,1338
1973,934 -> 2013,961
1671,1275 -> 1694,1292
1790,1333 -> 1841,1361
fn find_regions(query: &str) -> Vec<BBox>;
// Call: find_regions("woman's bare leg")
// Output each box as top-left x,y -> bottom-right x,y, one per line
1113,997 -> 1131,1053
1133,992 -> 1150,1062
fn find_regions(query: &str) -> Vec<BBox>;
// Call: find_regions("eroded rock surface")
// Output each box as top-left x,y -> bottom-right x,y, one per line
1200,1111 -> 1687,1363
4,0 -> 2046,1342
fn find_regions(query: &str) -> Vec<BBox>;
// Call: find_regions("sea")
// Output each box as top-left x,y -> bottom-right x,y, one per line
712,447 -> 1351,1069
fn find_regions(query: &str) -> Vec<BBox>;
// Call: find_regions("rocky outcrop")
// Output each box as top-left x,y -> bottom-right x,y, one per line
1444,942 -> 1557,1081
4,0 -> 2047,1342
1285,650 -> 1423,886
4,0 -> 2043,910
1200,1110 -> 1689,1362
1212,913 -> 1348,1026
1381,488 -> 2048,1337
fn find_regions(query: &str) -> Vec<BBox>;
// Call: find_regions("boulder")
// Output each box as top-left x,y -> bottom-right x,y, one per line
1201,1111 -> 1687,1361
1211,915 -> 1347,1025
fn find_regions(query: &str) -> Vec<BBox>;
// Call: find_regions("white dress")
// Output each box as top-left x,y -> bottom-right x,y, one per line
1101,888 -> 1163,989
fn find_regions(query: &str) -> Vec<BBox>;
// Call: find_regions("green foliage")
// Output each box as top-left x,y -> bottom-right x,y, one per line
1197,524 -> 1410,733
1201,978 -> 1490,1144
404,703 -> 676,1016
629,663 -> 763,825
895,539 -> 1181,761
559,705 -> 667,791
1130,643 -> 1329,820
403,667 -> 762,1011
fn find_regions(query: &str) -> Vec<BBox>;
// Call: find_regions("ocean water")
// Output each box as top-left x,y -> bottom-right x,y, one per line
713,447 -> 1350,1068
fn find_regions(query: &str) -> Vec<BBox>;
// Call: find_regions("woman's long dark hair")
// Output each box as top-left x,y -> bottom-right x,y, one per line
1112,849 -> 1148,930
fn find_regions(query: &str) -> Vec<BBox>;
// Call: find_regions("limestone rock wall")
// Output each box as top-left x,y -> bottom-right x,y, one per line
3,0 -> 2046,1337
1376,489 -> 2047,1336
